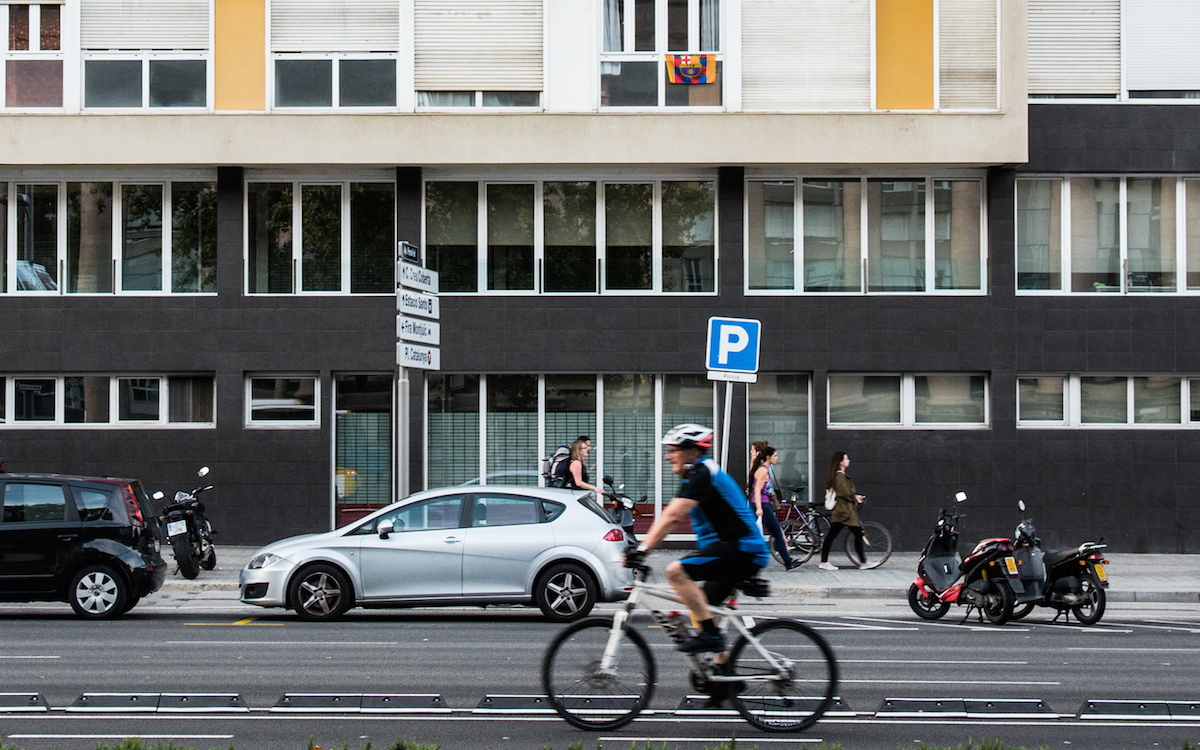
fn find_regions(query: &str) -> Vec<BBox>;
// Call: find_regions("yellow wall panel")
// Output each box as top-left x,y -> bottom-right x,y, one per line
876,0 -> 934,110
215,0 -> 265,111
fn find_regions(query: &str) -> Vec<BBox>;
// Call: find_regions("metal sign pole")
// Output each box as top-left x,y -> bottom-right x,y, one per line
398,365 -> 409,500
721,381 -> 733,468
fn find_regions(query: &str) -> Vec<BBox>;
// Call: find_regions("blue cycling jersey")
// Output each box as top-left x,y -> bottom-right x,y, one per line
678,458 -> 770,567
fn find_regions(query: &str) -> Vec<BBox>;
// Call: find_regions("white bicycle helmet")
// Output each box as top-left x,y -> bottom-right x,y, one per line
661,423 -> 714,451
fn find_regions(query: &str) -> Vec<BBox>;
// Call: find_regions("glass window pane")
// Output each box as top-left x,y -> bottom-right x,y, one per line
301,184 -> 342,292
66,182 -> 114,294
168,375 -> 214,422
64,376 -> 110,423
486,184 -> 534,291
378,495 -> 463,532
149,60 -> 206,107
16,184 -> 58,291
6,60 -> 63,107
350,182 -> 394,293
470,494 -> 539,527
1186,180 -> 1200,290
0,379 -> 5,420
804,180 -> 862,292
339,59 -> 396,106
603,374 -> 654,509
1017,178 -> 1062,290
661,374 -> 712,504
1127,177 -> 1176,292
1018,377 -> 1064,422
829,375 -> 901,424
250,377 -> 317,422
247,183 -> 293,294
4,483 -> 66,523
275,60 -> 332,107
667,0 -> 688,50
85,60 -> 142,107
40,5 -> 60,50
634,0 -> 655,50
334,374 -> 392,514
868,180 -> 925,292
933,180 -> 981,290
544,182 -> 597,293
1080,376 -> 1127,424
426,182 -> 478,292
601,61 -> 657,107
747,181 -> 794,290
1134,376 -> 1181,424
9,5 -> 29,49
1071,177 -> 1121,293
914,374 -> 986,423
603,0 -> 623,51
486,375 -> 538,486
118,378 -> 159,421
171,182 -> 217,293
427,374 -> 481,487
0,183 -> 6,293
748,374 -> 809,494
1191,380 -> 1200,422
481,91 -> 539,106
74,486 -> 113,522
417,91 -> 473,106
662,180 -> 715,292
605,183 -> 653,290
121,184 -> 163,291
545,374 -> 596,484
14,378 -> 55,421
665,60 -> 721,106
700,0 -> 719,49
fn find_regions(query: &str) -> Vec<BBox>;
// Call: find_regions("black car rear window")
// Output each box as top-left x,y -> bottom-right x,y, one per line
73,486 -> 115,522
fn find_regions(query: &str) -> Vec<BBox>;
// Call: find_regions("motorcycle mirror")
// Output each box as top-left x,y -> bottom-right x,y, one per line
152,490 -> 164,501
377,519 -> 394,539
954,491 -> 967,503
198,466 -> 210,478
603,475 -> 614,485
1018,499 -> 1026,512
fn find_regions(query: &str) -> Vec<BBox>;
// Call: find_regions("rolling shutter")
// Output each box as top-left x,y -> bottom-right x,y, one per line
741,0 -> 870,112
415,0 -> 543,91
939,0 -> 997,109
1028,0 -> 1119,96
81,0 -> 210,50
1126,0 -> 1200,92
270,0 -> 400,53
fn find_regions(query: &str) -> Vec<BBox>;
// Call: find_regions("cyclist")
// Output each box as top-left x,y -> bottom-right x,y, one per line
625,424 -> 770,654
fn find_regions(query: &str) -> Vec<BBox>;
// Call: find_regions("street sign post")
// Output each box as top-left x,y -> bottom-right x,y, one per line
705,317 -> 761,467
397,241 -> 440,501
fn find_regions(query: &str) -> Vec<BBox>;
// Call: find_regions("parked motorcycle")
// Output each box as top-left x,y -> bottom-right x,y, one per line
155,466 -> 217,580
601,474 -> 641,543
908,492 -> 1023,625
1006,499 -> 1109,625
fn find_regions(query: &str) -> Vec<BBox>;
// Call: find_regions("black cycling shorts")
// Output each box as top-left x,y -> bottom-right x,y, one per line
678,541 -> 762,605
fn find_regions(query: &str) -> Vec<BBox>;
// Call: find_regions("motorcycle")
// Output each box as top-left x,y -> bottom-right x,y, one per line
908,491 -> 1023,625
601,474 -> 641,543
1007,499 -> 1109,625
155,466 -> 217,580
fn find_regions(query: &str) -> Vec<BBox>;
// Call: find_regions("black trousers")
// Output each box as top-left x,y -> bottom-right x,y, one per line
821,522 -> 865,563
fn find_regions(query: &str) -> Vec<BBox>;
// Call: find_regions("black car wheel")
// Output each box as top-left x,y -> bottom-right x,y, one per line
535,563 -> 596,622
69,565 -> 129,619
290,564 -> 354,621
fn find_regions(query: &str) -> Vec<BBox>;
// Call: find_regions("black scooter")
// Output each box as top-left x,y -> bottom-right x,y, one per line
155,466 -> 217,580
1007,499 -> 1109,625
602,474 -> 641,543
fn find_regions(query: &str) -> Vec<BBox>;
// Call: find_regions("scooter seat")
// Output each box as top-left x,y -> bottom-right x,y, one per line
1042,548 -> 1078,568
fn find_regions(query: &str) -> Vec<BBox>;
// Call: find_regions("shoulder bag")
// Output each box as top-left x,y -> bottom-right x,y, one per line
824,487 -> 837,511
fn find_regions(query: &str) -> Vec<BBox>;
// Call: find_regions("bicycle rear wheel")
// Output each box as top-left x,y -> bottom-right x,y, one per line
844,521 -> 892,568
541,617 -> 656,730
727,619 -> 839,732
777,520 -> 817,564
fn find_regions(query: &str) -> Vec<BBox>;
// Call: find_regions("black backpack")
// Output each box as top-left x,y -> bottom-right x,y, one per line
541,445 -> 572,488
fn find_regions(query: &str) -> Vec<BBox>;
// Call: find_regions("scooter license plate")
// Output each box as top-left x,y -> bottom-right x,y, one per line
167,520 -> 188,537
1094,563 -> 1107,581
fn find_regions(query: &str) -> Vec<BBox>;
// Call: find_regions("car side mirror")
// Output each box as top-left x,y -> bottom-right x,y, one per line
955,491 -> 967,503
378,519 -> 394,539
152,491 -> 164,501
198,466 -> 210,479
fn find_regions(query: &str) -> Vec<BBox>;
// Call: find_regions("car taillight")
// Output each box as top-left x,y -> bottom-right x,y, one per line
603,529 -> 625,542
124,485 -> 145,528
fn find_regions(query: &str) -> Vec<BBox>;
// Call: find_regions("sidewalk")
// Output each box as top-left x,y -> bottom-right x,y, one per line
164,545 -> 1200,604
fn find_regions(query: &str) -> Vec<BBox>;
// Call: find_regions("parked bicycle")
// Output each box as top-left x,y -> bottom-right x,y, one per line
541,562 -> 839,732
843,498 -> 893,569
770,487 -> 892,568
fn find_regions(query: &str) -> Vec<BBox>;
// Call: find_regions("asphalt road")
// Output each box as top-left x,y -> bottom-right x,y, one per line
2,593 -> 1200,750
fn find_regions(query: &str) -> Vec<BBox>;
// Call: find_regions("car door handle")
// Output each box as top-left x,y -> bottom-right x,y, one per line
443,536 -> 460,544
58,534 -> 78,542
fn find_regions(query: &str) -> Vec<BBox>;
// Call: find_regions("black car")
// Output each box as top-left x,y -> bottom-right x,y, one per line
0,473 -> 166,618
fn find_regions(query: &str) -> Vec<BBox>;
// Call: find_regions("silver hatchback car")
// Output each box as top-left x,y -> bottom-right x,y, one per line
239,485 -> 632,622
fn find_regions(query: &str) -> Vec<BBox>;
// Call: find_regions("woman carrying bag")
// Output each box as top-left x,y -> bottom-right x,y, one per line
818,451 -> 866,571
748,446 -> 801,571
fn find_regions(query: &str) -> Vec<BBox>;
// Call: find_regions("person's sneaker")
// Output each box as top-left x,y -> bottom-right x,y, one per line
702,663 -> 745,708
677,631 -> 725,653
818,561 -> 839,571
785,559 -> 803,571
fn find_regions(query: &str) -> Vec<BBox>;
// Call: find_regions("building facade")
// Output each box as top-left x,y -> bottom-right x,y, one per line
0,0 -> 1196,552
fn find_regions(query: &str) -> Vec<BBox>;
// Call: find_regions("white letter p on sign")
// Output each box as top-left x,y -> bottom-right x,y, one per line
717,325 -> 749,365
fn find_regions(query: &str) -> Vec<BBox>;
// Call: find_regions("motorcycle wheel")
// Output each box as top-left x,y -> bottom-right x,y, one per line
200,544 -> 217,571
1010,602 -> 1036,621
972,579 -> 1014,625
1070,573 -> 1107,625
172,535 -> 200,580
908,582 -> 950,620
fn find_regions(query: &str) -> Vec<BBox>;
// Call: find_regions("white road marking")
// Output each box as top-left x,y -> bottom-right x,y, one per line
164,641 -> 398,646
601,738 -> 822,745
839,679 -> 1060,685
8,736 -> 234,740
0,656 -> 59,659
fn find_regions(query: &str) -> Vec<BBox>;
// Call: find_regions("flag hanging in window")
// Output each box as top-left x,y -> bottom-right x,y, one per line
666,55 -> 716,85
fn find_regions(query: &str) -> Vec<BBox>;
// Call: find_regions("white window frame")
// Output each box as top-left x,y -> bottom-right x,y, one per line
745,176 -> 989,296
245,375 -> 321,428
0,2 -> 67,112
1018,374 -> 1200,429
0,374 -> 214,428
827,372 -> 990,429
415,90 -> 542,109
270,52 -> 400,111
81,51 -> 212,111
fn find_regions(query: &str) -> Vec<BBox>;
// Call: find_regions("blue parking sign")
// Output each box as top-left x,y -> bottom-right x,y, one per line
706,317 -> 761,373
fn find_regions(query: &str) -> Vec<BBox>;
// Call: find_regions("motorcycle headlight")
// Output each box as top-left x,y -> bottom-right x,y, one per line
248,553 -> 284,570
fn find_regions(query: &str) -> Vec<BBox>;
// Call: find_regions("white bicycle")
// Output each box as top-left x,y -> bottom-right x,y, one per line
540,563 -> 839,732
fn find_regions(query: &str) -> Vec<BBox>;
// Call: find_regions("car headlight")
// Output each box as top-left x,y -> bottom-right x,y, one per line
248,553 -> 284,570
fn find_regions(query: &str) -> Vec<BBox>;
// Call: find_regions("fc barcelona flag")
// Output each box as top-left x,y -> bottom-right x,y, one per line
666,54 -> 717,85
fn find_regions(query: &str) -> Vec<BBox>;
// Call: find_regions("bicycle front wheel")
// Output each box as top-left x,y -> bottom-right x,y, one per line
844,521 -> 893,568
727,619 -> 839,732
541,617 -> 656,730
779,520 -> 817,564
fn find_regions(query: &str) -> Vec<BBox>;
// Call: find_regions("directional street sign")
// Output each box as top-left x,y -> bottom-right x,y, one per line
397,316 -> 440,346
398,262 -> 438,294
397,289 -> 439,320
705,316 -> 761,374
397,342 -> 440,370
399,241 -> 421,264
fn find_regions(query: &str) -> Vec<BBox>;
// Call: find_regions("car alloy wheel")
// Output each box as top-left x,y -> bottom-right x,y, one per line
290,563 -> 353,621
70,565 -> 128,619
537,563 -> 596,622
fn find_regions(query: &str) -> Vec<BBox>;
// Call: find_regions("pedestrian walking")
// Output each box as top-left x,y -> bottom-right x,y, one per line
749,446 -> 801,570
818,451 -> 866,571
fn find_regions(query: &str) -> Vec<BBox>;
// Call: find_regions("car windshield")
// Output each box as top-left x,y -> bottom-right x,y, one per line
576,493 -> 613,524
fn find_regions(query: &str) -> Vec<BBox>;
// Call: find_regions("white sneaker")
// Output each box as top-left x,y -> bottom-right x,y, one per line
818,561 -> 839,571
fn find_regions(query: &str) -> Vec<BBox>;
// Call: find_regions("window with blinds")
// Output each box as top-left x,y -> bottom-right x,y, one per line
1027,0 -> 1119,97
1125,0 -> 1200,98
741,0 -> 870,112
415,0 -> 543,93
81,0 -> 210,50
938,0 -> 998,109
270,0 -> 400,53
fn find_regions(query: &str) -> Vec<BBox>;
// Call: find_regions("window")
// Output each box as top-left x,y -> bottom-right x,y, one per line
601,0 -> 721,108
73,486 -> 114,522
748,178 -> 984,294
417,91 -> 539,108
247,181 -> 395,294
469,494 -> 540,527
273,56 -> 397,108
334,373 -> 392,526
3,483 -> 66,523
828,374 -> 988,428
376,495 -> 464,533
0,375 -> 214,427
1017,176 -> 1192,294
1019,375 -> 1197,428
2,3 -> 63,108
425,178 -> 715,294
247,376 -> 319,426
